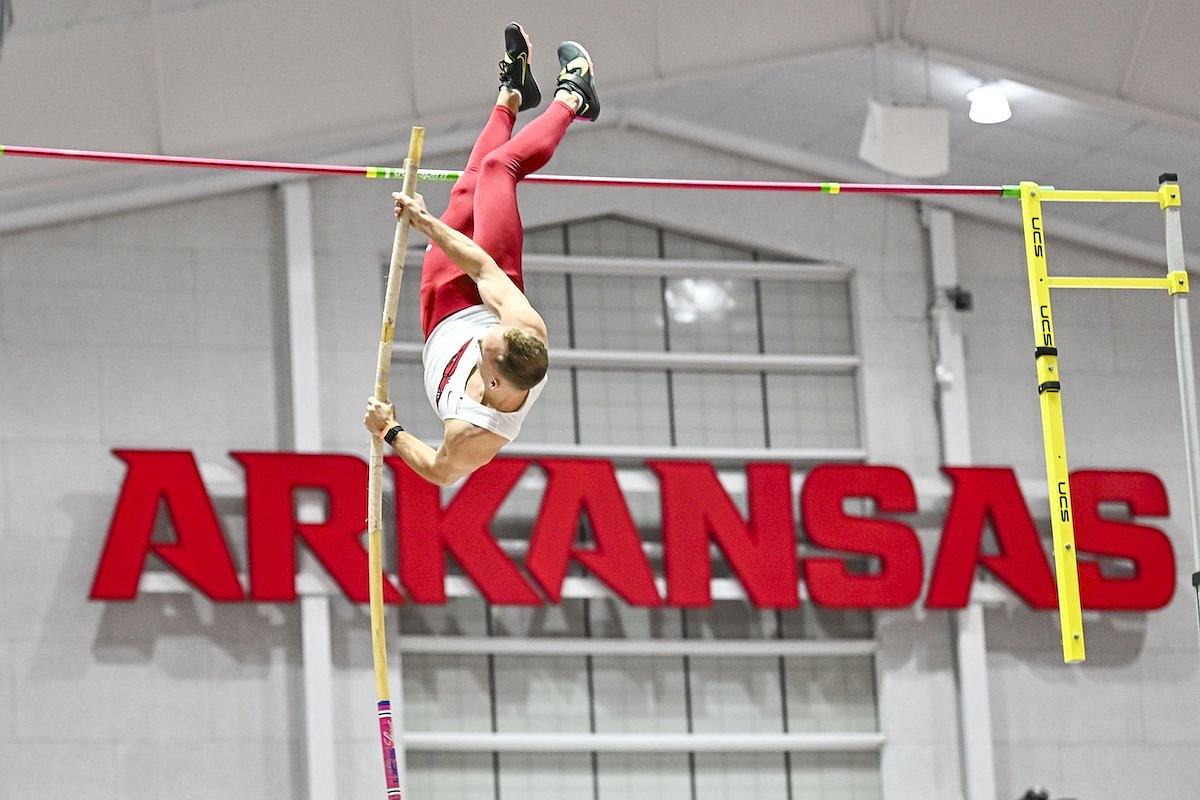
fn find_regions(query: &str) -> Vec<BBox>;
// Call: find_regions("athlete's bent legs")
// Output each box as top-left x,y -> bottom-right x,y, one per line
418,102 -> 516,336
419,99 -> 575,337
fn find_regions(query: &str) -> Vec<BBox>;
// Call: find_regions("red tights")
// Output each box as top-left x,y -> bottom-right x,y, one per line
419,99 -> 574,337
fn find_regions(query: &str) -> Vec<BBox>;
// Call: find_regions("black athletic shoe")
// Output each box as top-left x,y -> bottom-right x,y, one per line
499,22 -> 541,112
556,40 -> 600,121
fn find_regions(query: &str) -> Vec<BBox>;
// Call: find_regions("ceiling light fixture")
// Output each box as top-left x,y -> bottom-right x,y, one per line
967,83 -> 1011,124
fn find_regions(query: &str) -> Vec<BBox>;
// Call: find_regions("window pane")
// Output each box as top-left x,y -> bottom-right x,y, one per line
760,280 -> 854,355
406,752 -> 494,800
597,753 -> 691,800
665,278 -> 759,353
592,655 -> 688,733
694,752 -> 788,800
661,231 -> 754,261
689,656 -> 784,733
673,372 -> 766,448
571,274 -> 665,350
493,654 -> 590,732
789,752 -> 882,800
565,217 -> 661,257
575,369 -> 672,446
784,656 -> 878,733
403,653 -> 492,731
498,753 -> 593,800
765,374 -> 860,448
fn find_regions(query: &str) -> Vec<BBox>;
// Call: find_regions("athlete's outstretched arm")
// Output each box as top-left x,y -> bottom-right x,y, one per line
364,397 -> 506,485
394,192 -> 547,340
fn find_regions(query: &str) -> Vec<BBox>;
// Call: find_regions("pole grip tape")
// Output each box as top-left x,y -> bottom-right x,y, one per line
1035,346 -> 1058,358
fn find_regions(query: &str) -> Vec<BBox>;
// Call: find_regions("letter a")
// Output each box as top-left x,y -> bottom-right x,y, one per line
926,467 -> 1056,609
91,450 -> 242,600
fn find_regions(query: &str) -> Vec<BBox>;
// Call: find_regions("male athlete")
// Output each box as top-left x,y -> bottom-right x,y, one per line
364,22 -> 599,485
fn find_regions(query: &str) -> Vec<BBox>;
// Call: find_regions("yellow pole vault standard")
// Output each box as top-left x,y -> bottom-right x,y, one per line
1020,181 -> 1087,663
368,126 -> 424,799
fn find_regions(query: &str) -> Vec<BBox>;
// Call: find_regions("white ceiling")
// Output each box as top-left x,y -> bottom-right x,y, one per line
1,0 -> 1198,261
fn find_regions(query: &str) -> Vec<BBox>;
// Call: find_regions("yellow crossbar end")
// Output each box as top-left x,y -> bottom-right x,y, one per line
1160,183 -> 1181,209
1168,270 -> 1190,295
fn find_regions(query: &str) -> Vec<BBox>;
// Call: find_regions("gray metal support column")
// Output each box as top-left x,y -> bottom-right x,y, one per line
927,205 -> 997,800
280,180 -> 337,798
1161,176 -> 1200,650
300,586 -> 336,799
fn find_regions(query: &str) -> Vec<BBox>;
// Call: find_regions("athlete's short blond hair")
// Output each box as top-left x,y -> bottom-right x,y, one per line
496,328 -> 548,389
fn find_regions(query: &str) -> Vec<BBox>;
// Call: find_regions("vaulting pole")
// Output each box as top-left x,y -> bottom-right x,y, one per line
367,126 -> 423,800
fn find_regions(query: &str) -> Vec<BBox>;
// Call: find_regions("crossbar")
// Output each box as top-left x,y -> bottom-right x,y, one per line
0,143 -> 1012,195
1046,276 -> 1175,290
1038,189 -> 1163,203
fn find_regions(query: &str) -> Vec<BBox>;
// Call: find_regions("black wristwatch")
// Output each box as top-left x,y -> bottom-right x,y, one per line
383,424 -> 404,444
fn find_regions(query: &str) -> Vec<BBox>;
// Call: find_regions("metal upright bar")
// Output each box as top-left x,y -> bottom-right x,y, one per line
1020,181 -> 1086,663
1159,174 -> 1200,649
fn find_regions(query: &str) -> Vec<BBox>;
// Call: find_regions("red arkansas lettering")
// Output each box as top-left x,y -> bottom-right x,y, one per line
90,450 -> 243,601
1072,470 -> 1175,610
926,467 -> 1057,609
800,464 -> 922,608
651,460 -> 798,608
526,459 -> 661,605
392,457 -> 541,604
233,452 -> 399,603
91,451 -> 1178,613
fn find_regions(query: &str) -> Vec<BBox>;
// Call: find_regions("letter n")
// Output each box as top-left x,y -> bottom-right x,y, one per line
652,461 -> 798,608
90,450 -> 242,600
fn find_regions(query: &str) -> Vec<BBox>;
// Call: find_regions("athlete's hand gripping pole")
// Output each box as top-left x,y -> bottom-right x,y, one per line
367,126 -> 424,799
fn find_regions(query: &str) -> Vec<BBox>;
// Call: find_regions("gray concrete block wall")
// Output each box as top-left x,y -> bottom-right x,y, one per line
0,188 -> 298,799
875,610 -> 963,798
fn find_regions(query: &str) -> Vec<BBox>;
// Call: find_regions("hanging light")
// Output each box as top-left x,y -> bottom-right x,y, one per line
967,83 -> 1011,124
